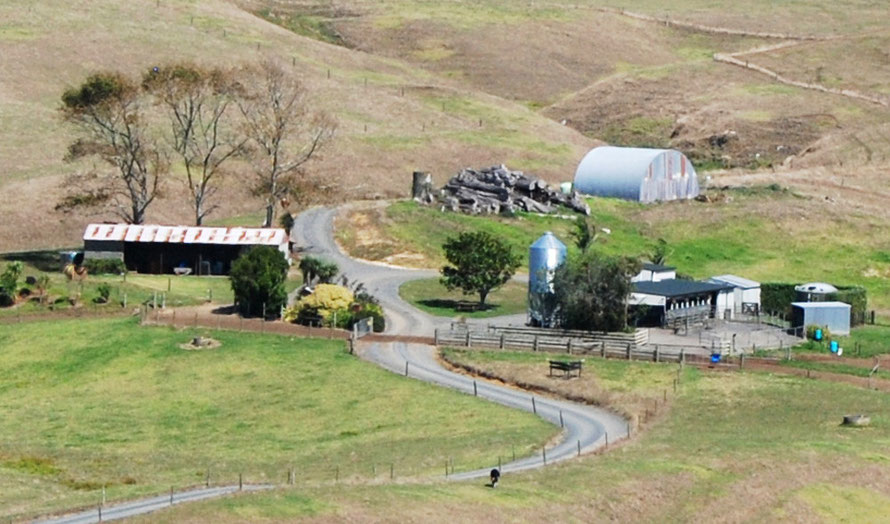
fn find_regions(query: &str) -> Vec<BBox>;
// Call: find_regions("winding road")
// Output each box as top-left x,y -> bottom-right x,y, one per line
33,205 -> 627,523
293,206 -> 628,479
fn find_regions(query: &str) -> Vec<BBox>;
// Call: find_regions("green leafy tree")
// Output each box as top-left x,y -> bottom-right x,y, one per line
440,231 -> 520,306
552,252 -> 640,331
298,256 -> 338,285
569,217 -> 598,253
230,246 -> 289,317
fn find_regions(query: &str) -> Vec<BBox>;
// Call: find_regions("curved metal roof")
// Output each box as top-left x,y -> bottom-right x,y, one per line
573,146 -> 698,202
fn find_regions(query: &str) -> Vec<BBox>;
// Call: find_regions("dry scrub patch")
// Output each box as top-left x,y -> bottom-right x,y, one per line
440,349 -> 687,431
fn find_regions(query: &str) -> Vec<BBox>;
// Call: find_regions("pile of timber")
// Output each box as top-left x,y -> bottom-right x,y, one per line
439,165 -> 590,216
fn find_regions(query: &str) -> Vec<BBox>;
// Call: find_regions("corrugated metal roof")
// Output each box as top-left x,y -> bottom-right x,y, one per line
573,146 -> 699,202
791,301 -> 851,310
634,279 -> 733,298
83,224 -> 288,246
709,274 -> 760,289
643,263 -> 676,272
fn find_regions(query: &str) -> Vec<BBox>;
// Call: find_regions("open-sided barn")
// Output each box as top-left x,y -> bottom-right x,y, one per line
573,146 -> 700,203
83,224 -> 290,275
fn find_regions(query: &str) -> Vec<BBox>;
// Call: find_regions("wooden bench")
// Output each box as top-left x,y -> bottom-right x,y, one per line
455,302 -> 481,312
549,360 -> 582,378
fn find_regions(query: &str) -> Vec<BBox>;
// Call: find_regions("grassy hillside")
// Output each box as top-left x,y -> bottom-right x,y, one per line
0,0 -> 591,252
129,355 -> 890,522
336,191 -> 890,310
0,318 -> 555,520
254,0 -> 890,172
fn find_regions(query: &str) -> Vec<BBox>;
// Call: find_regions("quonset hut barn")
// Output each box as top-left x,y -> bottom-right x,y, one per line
573,146 -> 700,202
83,224 -> 290,275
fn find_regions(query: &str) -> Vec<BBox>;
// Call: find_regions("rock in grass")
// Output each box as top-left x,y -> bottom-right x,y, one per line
842,414 -> 870,427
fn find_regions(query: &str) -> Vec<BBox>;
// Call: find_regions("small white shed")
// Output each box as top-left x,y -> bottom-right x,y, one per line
708,274 -> 761,318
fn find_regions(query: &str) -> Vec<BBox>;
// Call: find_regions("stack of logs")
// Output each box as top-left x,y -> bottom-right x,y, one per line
437,165 -> 590,216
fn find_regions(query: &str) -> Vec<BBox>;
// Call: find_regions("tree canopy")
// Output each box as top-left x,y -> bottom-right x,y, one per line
60,72 -> 166,224
552,251 -> 640,332
230,246 -> 290,318
440,231 -> 520,306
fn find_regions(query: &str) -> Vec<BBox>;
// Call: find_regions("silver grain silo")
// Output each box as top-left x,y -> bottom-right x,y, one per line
528,232 -> 567,327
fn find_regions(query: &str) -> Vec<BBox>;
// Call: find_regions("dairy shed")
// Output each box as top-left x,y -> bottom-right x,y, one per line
573,146 -> 700,202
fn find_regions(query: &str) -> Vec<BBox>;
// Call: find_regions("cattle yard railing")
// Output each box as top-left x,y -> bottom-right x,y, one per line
435,325 -> 650,355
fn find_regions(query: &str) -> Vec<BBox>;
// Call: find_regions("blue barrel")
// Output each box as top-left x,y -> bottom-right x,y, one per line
830,340 -> 839,353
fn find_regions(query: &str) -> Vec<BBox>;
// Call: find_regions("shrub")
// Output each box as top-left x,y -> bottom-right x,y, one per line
0,292 -> 13,307
84,258 -> 126,275
298,256 -> 338,285
230,246 -> 290,318
95,283 -> 112,304
0,261 -> 24,296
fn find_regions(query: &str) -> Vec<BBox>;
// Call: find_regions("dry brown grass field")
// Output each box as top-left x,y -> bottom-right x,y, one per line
2,0 -> 890,253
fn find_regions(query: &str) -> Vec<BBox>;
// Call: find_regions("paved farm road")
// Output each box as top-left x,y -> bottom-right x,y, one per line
34,205 -> 626,523
295,206 -> 628,479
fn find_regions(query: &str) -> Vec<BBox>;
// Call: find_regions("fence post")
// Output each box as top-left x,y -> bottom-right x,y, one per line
239,473 -> 243,491
567,338 -> 573,354
740,353 -> 745,369
626,343 -> 631,360
465,331 -> 471,347
170,487 -> 174,505
559,410 -> 564,428
405,361 -> 409,376
473,380 -> 477,396
434,328 -> 439,345
601,341 -> 606,358
533,336 -> 539,352
532,396 -> 536,414
500,333 -> 505,349
680,349 -> 685,365
654,345 -> 659,362
206,467 -> 210,487
542,447 -> 547,464
577,440 -> 581,456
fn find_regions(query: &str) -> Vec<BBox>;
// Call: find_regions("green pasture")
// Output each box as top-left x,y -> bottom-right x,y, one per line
0,318 -> 555,520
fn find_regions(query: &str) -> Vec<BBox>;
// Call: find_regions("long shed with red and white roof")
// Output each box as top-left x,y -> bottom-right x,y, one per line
83,223 -> 290,275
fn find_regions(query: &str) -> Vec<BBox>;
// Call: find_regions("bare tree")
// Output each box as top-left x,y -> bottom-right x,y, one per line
143,64 -> 245,225
60,72 -> 166,224
237,61 -> 336,227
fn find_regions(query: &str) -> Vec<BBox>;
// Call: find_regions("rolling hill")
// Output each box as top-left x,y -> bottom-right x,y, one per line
2,0 -> 890,253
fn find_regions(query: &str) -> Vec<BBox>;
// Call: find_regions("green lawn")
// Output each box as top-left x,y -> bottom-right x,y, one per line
794,325 -> 890,359
345,193 -> 890,311
399,278 -> 527,318
129,358 -> 890,522
0,252 -> 302,317
0,318 -> 555,520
